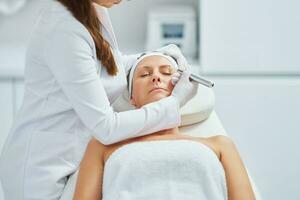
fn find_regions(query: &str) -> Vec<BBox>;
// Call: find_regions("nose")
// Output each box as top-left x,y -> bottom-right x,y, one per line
152,74 -> 161,84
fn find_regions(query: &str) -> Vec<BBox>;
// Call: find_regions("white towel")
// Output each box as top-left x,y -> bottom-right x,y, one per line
102,140 -> 227,200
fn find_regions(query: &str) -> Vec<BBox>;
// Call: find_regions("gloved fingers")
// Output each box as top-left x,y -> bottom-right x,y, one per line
156,44 -> 188,71
190,81 -> 199,99
192,81 -> 199,91
177,62 -> 188,71
182,63 -> 192,73
170,67 -> 198,107
174,54 -> 188,71
171,76 -> 180,85
170,72 -> 181,85
178,68 -> 191,81
171,72 -> 181,78
157,44 -> 180,56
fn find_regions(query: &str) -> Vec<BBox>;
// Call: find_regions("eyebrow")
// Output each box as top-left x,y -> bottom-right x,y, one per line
140,65 -> 173,70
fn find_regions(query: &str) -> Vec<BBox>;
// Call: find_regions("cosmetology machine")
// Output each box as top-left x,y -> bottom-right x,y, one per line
146,5 -> 197,61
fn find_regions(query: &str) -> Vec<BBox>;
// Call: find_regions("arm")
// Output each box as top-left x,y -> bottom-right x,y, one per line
212,136 -> 255,200
44,18 -> 181,145
73,138 -> 104,200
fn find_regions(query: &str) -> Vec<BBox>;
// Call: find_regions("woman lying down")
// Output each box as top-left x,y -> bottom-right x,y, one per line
73,52 -> 256,200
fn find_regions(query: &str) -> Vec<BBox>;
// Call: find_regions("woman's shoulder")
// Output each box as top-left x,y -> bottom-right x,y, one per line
190,135 -> 231,160
89,138 -> 108,150
86,138 -> 108,163
88,138 -> 132,164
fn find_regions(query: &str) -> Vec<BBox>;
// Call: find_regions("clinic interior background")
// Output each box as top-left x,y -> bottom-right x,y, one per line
0,0 -> 300,199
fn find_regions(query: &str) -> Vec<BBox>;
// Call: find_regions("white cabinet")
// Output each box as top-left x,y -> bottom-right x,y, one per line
0,80 -> 14,152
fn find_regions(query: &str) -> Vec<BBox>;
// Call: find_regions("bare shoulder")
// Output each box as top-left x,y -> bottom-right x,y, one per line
87,138 -> 107,151
194,135 -> 234,160
85,138 -> 108,162
209,135 -> 234,145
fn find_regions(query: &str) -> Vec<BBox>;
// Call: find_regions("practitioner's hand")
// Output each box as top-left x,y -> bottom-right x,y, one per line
171,69 -> 198,107
171,72 -> 181,85
155,44 -> 188,70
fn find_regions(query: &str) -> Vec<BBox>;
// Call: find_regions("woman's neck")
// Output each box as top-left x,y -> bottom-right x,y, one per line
123,127 -> 180,144
152,127 -> 179,136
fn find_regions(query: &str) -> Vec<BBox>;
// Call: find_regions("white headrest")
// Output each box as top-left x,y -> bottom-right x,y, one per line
180,84 -> 215,126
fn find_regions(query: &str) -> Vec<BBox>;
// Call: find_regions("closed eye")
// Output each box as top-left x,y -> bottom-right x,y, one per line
140,73 -> 151,77
162,72 -> 172,75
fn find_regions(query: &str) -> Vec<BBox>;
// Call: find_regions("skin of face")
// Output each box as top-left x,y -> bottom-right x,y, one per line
130,55 -> 176,108
92,0 -> 122,8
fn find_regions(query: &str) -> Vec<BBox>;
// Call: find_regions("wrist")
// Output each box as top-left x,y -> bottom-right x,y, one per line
168,95 -> 181,110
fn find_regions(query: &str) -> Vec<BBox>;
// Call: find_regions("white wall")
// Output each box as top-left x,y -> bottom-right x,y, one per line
211,76 -> 300,200
200,0 -> 300,74
0,0 -> 50,44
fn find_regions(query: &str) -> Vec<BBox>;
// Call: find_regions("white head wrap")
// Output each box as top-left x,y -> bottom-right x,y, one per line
128,52 -> 178,98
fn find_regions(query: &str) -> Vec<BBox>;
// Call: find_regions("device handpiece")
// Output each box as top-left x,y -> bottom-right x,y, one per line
177,69 -> 215,88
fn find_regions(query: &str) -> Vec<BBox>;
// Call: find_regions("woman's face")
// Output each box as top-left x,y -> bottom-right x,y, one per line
92,0 -> 122,8
131,55 -> 176,108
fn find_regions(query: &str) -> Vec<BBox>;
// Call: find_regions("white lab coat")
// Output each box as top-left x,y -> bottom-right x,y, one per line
0,1 -> 180,199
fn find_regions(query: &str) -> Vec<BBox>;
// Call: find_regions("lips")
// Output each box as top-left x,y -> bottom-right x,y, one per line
149,87 -> 168,94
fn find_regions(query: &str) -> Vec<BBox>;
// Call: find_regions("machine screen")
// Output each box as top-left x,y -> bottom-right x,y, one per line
162,24 -> 184,38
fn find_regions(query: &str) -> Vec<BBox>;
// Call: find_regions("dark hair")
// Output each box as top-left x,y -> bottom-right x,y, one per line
57,0 -> 118,76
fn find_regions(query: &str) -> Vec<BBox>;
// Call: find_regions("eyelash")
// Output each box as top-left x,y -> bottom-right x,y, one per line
140,74 -> 149,77
140,72 -> 172,77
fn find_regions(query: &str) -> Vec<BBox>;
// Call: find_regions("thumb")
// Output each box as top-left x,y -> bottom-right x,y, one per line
178,69 -> 191,82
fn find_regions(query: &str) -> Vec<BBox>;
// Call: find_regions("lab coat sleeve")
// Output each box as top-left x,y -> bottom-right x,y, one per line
44,21 -> 181,145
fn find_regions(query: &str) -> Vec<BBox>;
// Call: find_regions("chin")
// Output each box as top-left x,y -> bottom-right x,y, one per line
147,94 -> 169,104
100,3 -> 114,8
105,5 -> 114,8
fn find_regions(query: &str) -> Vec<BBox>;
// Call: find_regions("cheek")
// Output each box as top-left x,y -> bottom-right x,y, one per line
132,79 -> 147,97
166,78 -> 174,93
